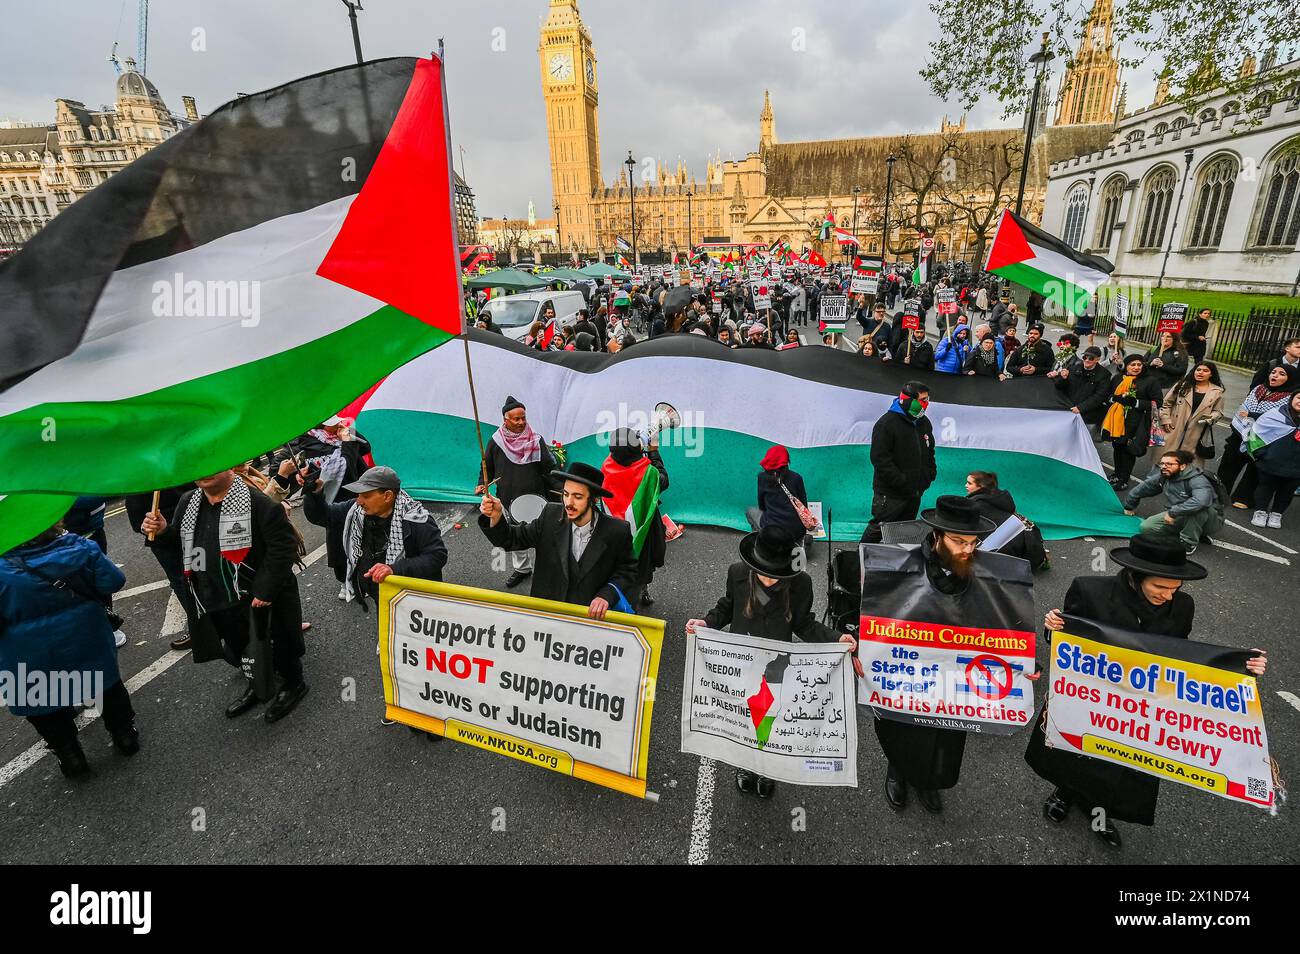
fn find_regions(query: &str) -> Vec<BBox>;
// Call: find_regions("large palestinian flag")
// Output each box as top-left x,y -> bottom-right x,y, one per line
354,331 -> 1138,541
985,209 -> 1114,314
0,58 -> 462,553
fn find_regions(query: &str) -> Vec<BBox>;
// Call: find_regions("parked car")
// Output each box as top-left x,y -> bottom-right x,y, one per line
481,290 -> 586,341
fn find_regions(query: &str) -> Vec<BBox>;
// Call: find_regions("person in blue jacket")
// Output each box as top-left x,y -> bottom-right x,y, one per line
934,325 -> 972,374
0,521 -> 137,779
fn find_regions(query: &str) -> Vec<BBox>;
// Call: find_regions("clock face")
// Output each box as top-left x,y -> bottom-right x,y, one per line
548,53 -> 574,82
585,58 -> 595,85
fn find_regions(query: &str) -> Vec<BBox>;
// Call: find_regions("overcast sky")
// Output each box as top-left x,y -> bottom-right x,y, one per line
1,1 -> 1156,217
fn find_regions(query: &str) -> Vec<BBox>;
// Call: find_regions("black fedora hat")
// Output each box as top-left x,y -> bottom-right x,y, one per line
920,495 -> 997,536
738,525 -> 801,579
548,461 -> 613,498
1110,534 -> 1207,581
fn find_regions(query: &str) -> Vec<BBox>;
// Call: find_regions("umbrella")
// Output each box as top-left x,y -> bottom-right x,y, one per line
661,285 -> 693,317
577,262 -> 632,281
464,268 -> 548,291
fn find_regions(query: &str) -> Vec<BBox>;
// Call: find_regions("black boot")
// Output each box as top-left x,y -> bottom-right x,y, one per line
884,764 -> 907,811
735,769 -> 756,794
226,683 -> 260,718
1095,819 -> 1123,850
52,740 -> 90,779
264,681 -> 309,723
754,775 -> 777,799
917,787 -> 944,814
109,723 -> 140,756
1043,788 -> 1071,823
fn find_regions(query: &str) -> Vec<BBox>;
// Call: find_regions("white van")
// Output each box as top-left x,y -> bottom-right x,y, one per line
480,290 -> 586,341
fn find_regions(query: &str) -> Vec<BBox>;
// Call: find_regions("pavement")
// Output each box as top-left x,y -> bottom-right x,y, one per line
1,438 -> 1296,864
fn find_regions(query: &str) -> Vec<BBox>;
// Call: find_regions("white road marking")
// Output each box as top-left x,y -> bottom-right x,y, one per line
116,579 -> 171,600
1209,540 -> 1290,565
687,757 -> 716,866
1278,691 -> 1300,715
0,543 -> 329,791
1223,519 -> 1298,555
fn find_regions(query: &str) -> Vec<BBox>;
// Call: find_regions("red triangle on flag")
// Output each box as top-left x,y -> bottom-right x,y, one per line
985,209 -> 1034,272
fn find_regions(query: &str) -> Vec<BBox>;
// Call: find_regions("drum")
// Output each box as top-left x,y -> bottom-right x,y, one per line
508,493 -> 547,524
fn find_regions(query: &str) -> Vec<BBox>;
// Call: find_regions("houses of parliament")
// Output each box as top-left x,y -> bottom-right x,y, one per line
540,0 -> 1123,263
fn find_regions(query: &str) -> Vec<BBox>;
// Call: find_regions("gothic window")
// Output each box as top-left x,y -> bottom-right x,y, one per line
1250,140 -> 1300,247
1185,155 -> 1237,248
1094,175 -> 1126,247
1061,184 -> 1089,249
1136,166 -> 1177,248
1198,109 -> 1216,123
1153,122 -> 1168,136
1222,101 -> 1240,117
1171,117 -> 1189,131
1125,130 -> 1144,143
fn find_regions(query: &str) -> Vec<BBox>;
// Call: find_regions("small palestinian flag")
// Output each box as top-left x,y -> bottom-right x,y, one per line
615,235 -> 631,251
0,58 -> 463,552
689,249 -> 706,266
602,450 -> 661,557
985,208 -> 1114,313
833,227 -> 859,246
747,655 -> 789,747
617,253 -> 632,270
537,317 -> 558,350
1246,407 -> 1300,457
819,213 -> 834,241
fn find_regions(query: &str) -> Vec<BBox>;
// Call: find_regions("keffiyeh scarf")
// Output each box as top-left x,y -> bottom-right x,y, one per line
492,422 -> 542,466
180,477 -> 253,601
340,490 -> 429,603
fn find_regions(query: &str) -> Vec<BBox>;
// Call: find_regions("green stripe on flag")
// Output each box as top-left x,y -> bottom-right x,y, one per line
0,306 -> 451,499
992,260 -> 1093,312
627,464 -> 661,557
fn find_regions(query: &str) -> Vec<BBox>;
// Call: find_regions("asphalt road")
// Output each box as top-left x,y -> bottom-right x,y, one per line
1,441 -> 1296,864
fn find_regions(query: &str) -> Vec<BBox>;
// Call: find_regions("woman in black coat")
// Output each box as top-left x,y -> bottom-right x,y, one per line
964,471 -> 1047,568
1025,536 -> 1267,849
1144,332 -> 1187,393
1100,355 -> 1163,488
686,525 -> 860,799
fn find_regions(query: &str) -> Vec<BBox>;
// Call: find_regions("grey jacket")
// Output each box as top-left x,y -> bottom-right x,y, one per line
1123,465 -> 1216,518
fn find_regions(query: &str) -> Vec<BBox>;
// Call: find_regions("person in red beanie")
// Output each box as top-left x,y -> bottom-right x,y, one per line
748,445 -> 813,546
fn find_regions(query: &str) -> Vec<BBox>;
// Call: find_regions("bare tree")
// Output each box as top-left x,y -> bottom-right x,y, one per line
937,135 -> 1023,268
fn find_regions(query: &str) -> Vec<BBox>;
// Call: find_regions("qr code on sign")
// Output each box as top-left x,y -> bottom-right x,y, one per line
1247,777 -> 1269,800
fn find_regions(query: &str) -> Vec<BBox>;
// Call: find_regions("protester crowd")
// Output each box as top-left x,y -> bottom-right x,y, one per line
2,253 -> 1292,855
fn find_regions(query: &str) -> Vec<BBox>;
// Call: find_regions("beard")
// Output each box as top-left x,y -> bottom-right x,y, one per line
935,536 -> 975,578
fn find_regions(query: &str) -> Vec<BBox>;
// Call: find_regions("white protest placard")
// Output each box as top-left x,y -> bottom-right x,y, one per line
681,628 -> 857,786
819,293 -> 848,333
751,279 -> 772,311
379,578 -> 663,799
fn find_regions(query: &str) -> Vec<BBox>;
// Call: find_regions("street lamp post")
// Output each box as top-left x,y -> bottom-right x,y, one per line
851,185 -> 861,261
686,189 -> 693,252
625,151 -> 637,267
554,202 -> 561,263
1158,149 -> 1195,289
341,0 -> 364,65
1015,32 -> 1055,217
882,155 -> 896,266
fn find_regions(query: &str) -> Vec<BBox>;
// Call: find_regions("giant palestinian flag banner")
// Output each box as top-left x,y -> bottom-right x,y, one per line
355,331 -> 1138,541
985,209 -> 1114,314
0,58 -> 462,552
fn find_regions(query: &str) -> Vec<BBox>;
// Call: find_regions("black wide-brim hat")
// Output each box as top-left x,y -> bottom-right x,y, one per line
920,495 -> 997,536
548,461 -> 613,498
739,526 -> 801,579
1110,534 -> 1207,581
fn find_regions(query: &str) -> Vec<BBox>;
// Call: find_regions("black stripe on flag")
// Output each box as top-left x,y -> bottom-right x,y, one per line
461,330 -> 1079,413
0,58 -> 418,389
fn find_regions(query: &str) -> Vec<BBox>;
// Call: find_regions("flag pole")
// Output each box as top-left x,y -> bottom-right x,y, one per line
441,37 -> 489,492
146,490 -> 161,542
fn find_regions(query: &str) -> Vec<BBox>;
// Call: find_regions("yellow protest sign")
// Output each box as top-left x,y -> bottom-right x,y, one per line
378,577 -> 663,799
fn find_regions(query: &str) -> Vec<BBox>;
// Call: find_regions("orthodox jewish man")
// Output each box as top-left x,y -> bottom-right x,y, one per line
867,496 -> 1009,814
1025,535 -> 1267,849
478,395 -> 556,589
479,461 -> 640,619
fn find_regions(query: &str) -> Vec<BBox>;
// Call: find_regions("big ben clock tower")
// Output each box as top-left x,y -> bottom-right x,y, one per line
540,0 -> 601,253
